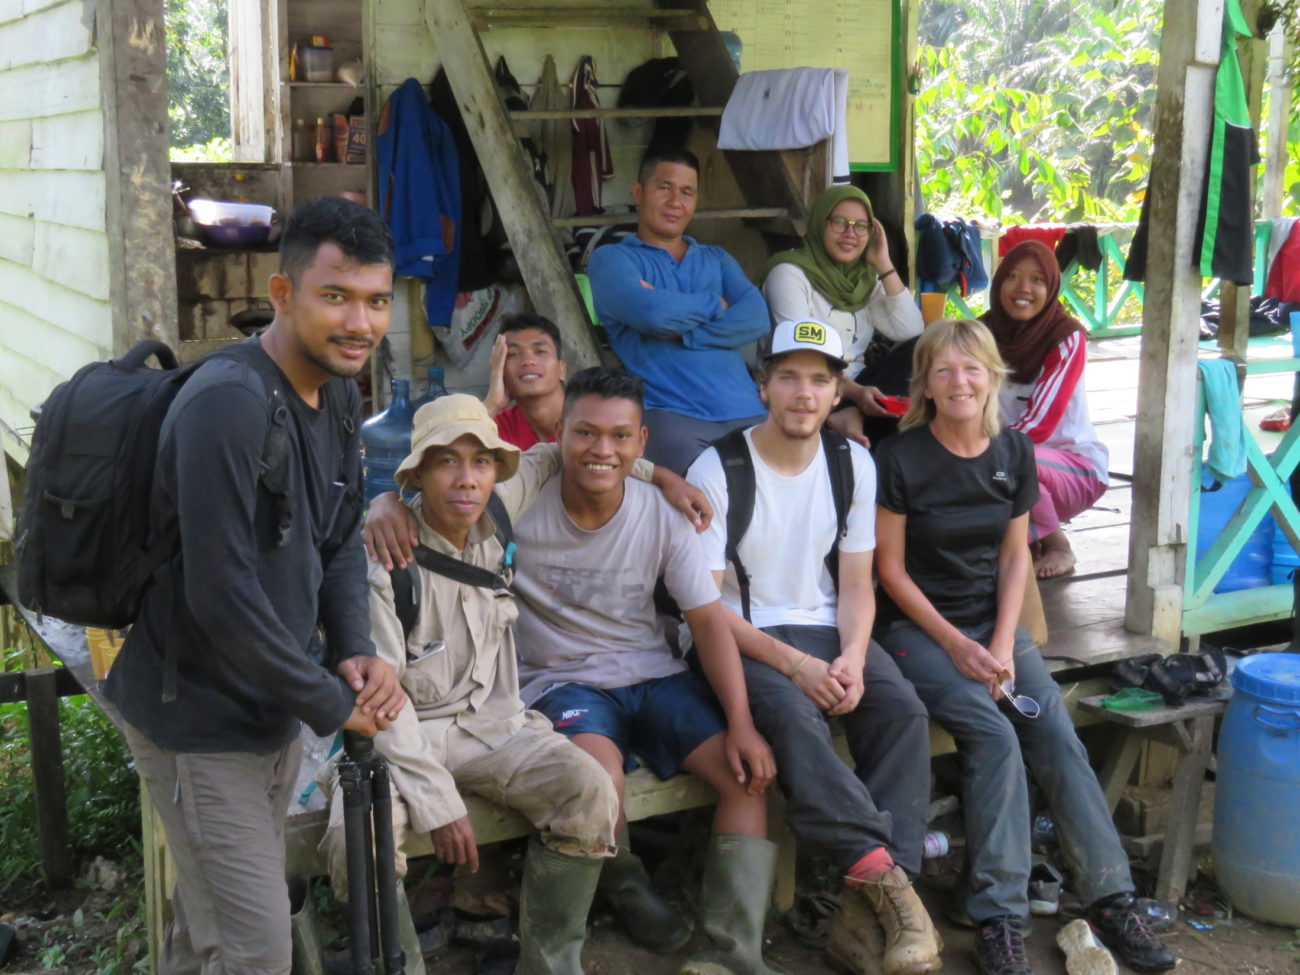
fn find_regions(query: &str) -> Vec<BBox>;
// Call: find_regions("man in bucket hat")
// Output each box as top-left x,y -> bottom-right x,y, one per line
320,394 -> 621,975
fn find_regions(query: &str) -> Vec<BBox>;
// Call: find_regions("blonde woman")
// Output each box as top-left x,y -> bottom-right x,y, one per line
872,320 -> 1174,975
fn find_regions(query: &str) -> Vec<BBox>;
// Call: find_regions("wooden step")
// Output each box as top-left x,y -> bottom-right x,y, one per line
553,206 -> 788,228
471,5 -> 708,28
508,106 -> 724,120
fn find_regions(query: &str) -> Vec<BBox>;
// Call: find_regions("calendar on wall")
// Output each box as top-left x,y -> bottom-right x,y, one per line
708,0 -> 901,170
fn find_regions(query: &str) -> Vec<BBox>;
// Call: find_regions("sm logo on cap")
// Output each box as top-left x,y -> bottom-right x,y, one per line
794,322 -> 827,345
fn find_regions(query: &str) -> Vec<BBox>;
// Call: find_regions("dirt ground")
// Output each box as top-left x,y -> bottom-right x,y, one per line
424,875 -> 1300,975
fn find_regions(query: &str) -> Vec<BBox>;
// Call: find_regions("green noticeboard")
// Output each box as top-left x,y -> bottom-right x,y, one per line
707,0 -> 902,171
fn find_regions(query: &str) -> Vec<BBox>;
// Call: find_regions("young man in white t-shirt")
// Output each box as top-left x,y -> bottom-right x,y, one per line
686,321 -> 941,975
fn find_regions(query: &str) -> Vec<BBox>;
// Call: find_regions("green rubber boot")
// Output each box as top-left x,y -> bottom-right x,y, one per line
598,828 -> 692,952
679,834 -> 787,975
516,838 -> 603,975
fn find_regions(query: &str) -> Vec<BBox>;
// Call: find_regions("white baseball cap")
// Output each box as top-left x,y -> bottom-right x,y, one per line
765,319 -> 848,370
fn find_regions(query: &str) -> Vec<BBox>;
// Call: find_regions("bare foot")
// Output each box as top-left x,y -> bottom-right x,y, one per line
1034,530 -> 1077,578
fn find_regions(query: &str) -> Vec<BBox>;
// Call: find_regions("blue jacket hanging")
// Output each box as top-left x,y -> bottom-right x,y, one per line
377,77 -> 461,326
915,213 -> 988,296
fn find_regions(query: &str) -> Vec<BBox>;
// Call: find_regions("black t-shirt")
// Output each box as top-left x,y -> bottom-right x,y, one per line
105,344 -> 373,754
875,425 -> 1038,627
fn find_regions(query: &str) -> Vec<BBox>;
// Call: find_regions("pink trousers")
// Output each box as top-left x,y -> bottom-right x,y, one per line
1030,446 -> 1107,541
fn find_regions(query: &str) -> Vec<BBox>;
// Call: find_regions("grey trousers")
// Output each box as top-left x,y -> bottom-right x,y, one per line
877,620 -> 1133,922
643,410 -> 767,476
124,724 -> 302,975
747,625 -> 932,875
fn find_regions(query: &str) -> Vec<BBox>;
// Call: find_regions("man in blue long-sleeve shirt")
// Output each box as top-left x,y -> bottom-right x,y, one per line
588,150 -> 769,473
106,198 -> 407,975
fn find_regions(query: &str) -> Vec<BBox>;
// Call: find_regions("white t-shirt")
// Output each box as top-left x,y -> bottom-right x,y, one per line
512,477 -> 720,705
685,427 -> 877,630
762,263 -> 924,375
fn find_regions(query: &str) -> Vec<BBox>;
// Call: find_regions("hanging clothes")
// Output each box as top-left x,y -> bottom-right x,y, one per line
1195,0 -> 1259,285
1055,225 -> 1103,273
998,224 -> 1067,258
428,69 -> 508,291
1127,0 -> 1259,286
717,67 -> 851,180
1265,222 -> 1300,304
570,56 -> 614,216
530,55 -> 575,218
376,77 -> 461,327
914,213 -> 988,296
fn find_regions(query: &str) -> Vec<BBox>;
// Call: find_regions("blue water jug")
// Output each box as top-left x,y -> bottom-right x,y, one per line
361,378 -> 414,503
412,367 -> 447,413
1196,473 -> 1274,593
1212,653 -> 1300,925
1267,475 -> 1300,584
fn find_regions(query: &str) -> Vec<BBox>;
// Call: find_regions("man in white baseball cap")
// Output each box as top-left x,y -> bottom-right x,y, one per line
685,320 -> 941,975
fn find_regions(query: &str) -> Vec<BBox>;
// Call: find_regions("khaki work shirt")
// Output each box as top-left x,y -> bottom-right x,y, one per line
367,445 -> 655,832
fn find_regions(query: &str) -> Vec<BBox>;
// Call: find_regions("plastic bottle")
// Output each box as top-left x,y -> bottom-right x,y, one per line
314,117 -> 330,162
412,367 -> 448,413
360,379 -> 415,503
922,832 -> 950,859
292,118 -> 310,162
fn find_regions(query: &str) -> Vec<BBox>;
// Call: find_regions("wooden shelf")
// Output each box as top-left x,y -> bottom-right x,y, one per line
471,5 -> 707,27
509,106 -> 723,120
286,161 -> 365,168
552,207 -> 788,228
284,81 -> 357,88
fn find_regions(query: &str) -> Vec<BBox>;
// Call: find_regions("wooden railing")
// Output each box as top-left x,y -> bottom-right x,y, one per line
938,220 -> 1274,341
1182,359 -> 1300,636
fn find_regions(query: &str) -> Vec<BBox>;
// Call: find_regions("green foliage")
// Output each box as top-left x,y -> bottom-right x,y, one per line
165,0 -> 231,155
916,0 -> 1161,223
0,649 -> 140,899
172,136 -> 235,162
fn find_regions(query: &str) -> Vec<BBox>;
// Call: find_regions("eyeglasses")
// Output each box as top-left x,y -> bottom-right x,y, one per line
997,671 -> 1041,719
827,216 -> 871,237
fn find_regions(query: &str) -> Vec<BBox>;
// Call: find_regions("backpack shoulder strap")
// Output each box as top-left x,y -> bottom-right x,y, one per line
713,426 -> 756,622
485,492 -> 515,569
390,565 -> 420,643
412,544 -> 511,592
820,428 -> 855,590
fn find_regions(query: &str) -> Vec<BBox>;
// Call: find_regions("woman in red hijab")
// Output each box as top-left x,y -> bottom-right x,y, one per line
981,240 -> 1108,578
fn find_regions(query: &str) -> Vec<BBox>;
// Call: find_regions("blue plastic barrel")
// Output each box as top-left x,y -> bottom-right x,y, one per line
360,378 -> 414,503
1196,473 -> 1274,593
1212,653 -> 1300,925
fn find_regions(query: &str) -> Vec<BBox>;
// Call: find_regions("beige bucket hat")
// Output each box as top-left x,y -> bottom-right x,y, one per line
394,394 -> 522,489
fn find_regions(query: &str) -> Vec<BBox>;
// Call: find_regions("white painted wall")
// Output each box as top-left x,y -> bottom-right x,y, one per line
0,0 -> 113,464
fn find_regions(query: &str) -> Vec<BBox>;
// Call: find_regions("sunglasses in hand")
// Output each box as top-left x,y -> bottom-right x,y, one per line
996,670 -> 1041,719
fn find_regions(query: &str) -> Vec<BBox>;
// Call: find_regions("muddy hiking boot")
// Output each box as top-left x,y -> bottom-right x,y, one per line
1085,893 -> 1177,973
598,828 -> 692,952
516,838 -> 603,975
828,866 -> 942,975
679,833 -> 786,975
975,915 -> 1032,975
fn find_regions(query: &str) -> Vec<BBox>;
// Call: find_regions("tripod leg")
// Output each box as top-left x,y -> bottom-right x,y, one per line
371,761 -> 405,974
340,757 -> 375,975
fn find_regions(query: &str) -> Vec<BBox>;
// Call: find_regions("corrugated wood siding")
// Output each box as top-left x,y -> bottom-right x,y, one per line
0,0 -> 111,463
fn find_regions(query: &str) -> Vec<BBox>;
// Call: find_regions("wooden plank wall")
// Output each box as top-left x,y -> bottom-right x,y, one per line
0,0 -> 114,465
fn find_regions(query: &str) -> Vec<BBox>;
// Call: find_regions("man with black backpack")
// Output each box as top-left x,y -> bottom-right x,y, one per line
103,197 -> 406,974
684,320 -> 941,975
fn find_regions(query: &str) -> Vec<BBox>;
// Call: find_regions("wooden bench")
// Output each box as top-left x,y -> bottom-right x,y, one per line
1078,687 -> 1230,904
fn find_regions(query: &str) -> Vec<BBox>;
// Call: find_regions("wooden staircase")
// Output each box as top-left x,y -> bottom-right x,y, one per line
423,0 -> 826,366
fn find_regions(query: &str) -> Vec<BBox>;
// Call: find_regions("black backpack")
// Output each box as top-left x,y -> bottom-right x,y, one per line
16,338 -> 316,627
390,492 -> 515,641
713,426 -> 854,621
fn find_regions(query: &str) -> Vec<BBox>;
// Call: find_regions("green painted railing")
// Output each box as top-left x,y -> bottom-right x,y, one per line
1182,358 -> 1300,636
938,220 -> 1274,341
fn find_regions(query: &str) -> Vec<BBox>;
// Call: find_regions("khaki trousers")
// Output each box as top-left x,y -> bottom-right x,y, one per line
321,719 -> 618,898
125,723 -> 302,975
